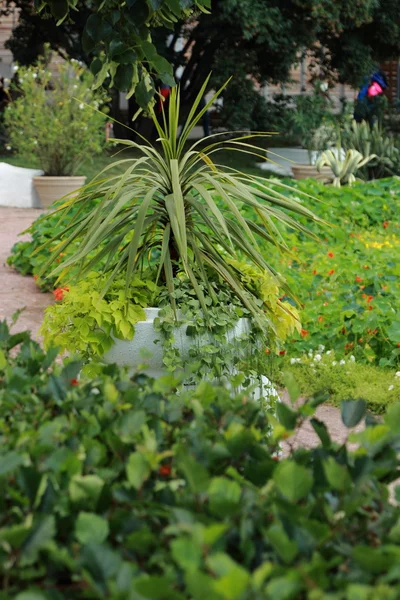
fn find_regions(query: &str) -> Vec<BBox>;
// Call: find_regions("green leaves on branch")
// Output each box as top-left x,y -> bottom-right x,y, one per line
38,0 -> 211,105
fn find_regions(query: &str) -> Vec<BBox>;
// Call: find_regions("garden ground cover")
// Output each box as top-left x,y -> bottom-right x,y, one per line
260,177 -> 400,411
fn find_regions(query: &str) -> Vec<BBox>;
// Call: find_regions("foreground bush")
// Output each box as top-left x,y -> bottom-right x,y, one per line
1,321 -> 400,599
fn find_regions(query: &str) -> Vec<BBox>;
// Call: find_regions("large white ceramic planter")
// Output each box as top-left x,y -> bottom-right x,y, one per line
33,175 -> 86,208
103,308 -> 279,402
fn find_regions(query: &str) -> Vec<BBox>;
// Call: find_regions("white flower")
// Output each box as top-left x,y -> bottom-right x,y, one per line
32,73 -> 37,79
33,140 -> 38,145
19,78 -> 24,83
4,77 -> 9,84
6,145 -> 11,151
350,355 -> 355,362
332,361 -> 337,366
320,82 -> 329,92
326,350 -> 331,355
339,359 -> 346,366
389,385 -> 395,391
318,344 -> 325,352
314,354 -> 322,362
79,103 -> 85,109
395,372 -> 400,377
12,64 -> 18,72
73,84 -> 78,89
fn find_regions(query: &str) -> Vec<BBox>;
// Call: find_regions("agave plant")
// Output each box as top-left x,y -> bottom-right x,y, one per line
341,120 -> 400,179
316,148 -> 376,188
39,76 -> 321,326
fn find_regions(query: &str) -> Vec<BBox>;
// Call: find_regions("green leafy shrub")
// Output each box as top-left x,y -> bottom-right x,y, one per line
2,321 -> 400,599
4,56 -> 108,176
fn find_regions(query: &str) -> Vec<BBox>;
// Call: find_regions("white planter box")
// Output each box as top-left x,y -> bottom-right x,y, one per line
103,308 -> 279,402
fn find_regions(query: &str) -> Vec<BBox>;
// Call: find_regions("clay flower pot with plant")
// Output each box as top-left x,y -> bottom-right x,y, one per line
4,53 -> 108,208
39,77 -> 322,395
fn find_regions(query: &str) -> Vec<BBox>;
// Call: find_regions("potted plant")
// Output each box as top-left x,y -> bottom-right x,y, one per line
4,54 -> 108,208
290,85 -> 335,180
39,77 -> 321,389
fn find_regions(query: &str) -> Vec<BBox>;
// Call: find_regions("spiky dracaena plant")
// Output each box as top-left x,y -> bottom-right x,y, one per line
38,77 -> 322,329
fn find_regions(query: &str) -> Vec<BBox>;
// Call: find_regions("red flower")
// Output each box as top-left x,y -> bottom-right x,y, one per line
292,247 -> 298,252
341,327 -> 346,335
53,287 -> 69,302
368,305 -> 373,311
313,269 -> 318,275
279,350 -> 286,356
327,252 -> 334,258
367,295 -> 373,303
159,464 -> 172,477
70,378 -> 79,386
383,221 -> 389,229
323,302 -> 328,306
398,343 -> 400,348
300,329 -> 309,337
363,265 -> 369,270
328,269 -> 335,276
33,274 -> 38,281
318,316 -> 324,322
355,276 -> 363,283
265,348 -> 270,355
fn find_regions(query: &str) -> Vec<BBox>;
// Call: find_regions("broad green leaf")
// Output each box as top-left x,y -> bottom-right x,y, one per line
126,452 -> 151,489
170,537 -> 202,572
75,512 -> 109,545
323,457 -> 351,491
21,516 -> 56,564
385,403 -> 400,433
273,462 -> 313,503
266,524 -> 298,564
69,474 -> 104,507
177,451 -> 209,493
0,451 -> 24,476
341,400 -> 366,428
276,402 -> 298,431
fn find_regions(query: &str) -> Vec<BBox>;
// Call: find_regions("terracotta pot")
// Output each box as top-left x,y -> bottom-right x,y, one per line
33,176 -> 86,208
291,164 -> 332,182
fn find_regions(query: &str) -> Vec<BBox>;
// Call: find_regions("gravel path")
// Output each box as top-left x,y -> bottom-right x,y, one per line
0,207 -> 363,450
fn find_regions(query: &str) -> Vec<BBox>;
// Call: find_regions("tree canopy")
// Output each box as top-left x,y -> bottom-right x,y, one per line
2,0 -> 400,116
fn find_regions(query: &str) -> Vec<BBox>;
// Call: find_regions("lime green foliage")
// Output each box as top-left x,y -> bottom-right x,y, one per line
2,320 -> 400,598
38,76 -> 320,329
41,273 -> 159,356
284,349 -> 400,414
4,56 -> 108,175
260,177 -> 400,367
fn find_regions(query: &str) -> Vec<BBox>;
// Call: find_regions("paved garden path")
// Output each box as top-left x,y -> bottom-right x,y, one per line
0,207 -> 364,451
0,207 -> 52,338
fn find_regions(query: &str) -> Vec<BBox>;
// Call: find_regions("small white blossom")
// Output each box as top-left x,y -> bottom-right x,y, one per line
73,84 -> 78,89
332,361 -> 337,366
350,355 -> 355,362
33,140 -> 38,145
12,64 -> 19,72
318,344 -> 325,352
314,354 -> 322,362
320,82 -> 328,92
6,145 -> 11,151
79,103 -> 85,109
395,372 -> 400,377
339,359 -> 346,366
326,350 -> 331,355
32,73 -> 37,79
389,385 -> 395,391
4,77 -> 9,84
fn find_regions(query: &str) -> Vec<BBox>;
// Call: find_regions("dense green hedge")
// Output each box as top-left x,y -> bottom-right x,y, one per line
1,320 -> 400,599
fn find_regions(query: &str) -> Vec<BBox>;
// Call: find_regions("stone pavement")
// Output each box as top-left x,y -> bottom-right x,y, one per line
0,207 -> 52,338
0,207 -> 372,457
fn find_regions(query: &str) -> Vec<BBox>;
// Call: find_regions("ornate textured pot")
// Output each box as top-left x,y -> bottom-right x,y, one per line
103,308 -> 279,402
33,176 -> 86,208
291,164 -> 332,182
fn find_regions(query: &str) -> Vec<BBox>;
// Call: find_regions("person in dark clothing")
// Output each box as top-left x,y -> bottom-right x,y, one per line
354,71 -> 388,126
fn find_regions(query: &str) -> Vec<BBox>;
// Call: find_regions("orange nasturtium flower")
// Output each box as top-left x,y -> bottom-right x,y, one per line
53,287 -> 69,302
